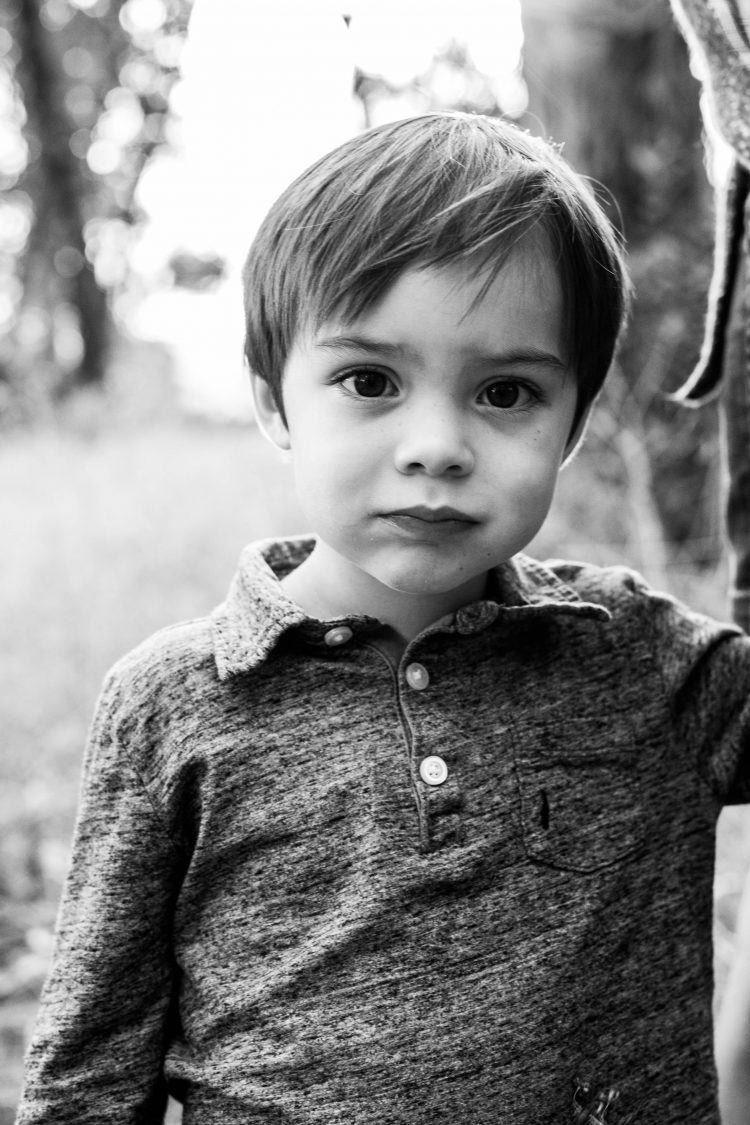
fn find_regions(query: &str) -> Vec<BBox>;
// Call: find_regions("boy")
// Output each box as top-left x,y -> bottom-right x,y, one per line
16,113 -> 750,1125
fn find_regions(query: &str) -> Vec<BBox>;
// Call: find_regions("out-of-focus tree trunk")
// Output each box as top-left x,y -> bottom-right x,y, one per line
520,0 -> 723,572
521,0 -> 705,240
4,0 -> 191,419
13,0 -> 111,405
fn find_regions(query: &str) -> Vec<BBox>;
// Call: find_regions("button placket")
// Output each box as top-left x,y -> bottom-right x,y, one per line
417,778 -> 465,851
397,654 -> 465,849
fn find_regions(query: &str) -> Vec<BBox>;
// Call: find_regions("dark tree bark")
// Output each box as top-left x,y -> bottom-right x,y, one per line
14,0 -> 111,397
4,0 -> 191,417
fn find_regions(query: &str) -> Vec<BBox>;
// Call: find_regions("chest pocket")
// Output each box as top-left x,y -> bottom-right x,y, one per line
514,750 -> 645,873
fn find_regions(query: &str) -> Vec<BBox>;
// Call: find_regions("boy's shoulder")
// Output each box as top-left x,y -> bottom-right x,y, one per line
101,546 -> 747,707
101,537 -> 311,706
514,557 -> 750,717
522,554 -> 662,610
80,615 -> 223,791
103,613 -> 218,713
518,552 -> 744,651
521,553 -> 750,657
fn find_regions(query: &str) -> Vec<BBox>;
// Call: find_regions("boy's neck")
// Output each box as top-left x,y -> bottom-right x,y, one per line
280,541 -> 490,648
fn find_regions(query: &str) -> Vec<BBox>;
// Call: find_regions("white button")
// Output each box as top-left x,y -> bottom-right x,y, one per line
405,662 -> 429,690
324,626 -> 353,646
419,756 -> 448,785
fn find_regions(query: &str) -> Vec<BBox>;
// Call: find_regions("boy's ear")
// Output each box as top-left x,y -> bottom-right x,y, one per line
250,371 -> 291,451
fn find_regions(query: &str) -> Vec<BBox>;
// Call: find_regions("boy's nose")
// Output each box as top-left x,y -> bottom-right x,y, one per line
393,405 -> 475,477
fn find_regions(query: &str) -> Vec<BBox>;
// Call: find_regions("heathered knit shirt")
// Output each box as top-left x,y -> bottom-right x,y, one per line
16,537 -> 750,1125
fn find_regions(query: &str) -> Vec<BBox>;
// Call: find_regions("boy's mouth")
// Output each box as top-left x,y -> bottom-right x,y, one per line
380,505 -> 479,533
386,505 -> 477,522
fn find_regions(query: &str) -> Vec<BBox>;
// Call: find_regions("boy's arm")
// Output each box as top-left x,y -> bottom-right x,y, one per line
16,673 -> 186,1125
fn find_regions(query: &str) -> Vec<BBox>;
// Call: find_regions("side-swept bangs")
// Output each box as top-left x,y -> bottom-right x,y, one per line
243,112 -> 631,429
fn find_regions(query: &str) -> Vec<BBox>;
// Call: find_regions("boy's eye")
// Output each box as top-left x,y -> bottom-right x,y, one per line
340,369 -> 395,398
482,380 -> 534,409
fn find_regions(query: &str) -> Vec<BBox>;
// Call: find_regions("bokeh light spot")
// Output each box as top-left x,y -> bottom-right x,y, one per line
62,46 -> 94,80
86,138 -> 121,175
54,246 -> 85,278
0,121 -> 27,177
39,0 -> 74,31
65,83 -> 97,123
100,86 -> 145,145
53,304 -> 85,368
120,0 -> 167,36
69,128 -> 91,159
0,192 -> 32,254
0,278 -> 22,332
17,306 -> 51,351
119,57 -> 160,96
153,34 -> 184,70
84,216 -> 132,287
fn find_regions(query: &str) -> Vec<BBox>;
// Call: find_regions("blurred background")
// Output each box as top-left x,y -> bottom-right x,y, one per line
2,0 -> 749,1119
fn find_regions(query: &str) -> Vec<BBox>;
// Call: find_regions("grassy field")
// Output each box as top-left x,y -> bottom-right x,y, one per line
2,370 -> 750,1120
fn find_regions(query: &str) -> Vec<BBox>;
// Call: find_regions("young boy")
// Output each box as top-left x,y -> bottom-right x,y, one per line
16,113 -> 750,1125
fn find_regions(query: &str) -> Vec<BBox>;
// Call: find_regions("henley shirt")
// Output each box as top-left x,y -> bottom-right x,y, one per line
15,536 -> 750,1125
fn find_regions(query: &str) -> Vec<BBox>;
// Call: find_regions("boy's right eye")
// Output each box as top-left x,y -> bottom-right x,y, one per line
338,368 -> 396,398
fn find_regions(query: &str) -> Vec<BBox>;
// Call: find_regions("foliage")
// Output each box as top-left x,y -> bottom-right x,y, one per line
0,0 -> 193,418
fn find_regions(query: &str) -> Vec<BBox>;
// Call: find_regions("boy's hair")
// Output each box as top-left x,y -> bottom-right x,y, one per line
242,112 -> 631,431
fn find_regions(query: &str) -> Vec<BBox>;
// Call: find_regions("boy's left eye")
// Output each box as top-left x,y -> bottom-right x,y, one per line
480,380 -> 536,409
339,369 -> 395,398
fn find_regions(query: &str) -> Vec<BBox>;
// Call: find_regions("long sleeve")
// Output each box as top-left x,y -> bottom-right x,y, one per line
15,674 -> 188,1125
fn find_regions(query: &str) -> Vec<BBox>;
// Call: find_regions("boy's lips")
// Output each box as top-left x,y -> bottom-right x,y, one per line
378,505 -> 480,534
384,505 -> 478,523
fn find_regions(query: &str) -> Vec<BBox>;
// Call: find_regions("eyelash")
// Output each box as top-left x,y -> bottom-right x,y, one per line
478,380 -> 544,411
333,367 -> 397,399
332,367 -> 545,412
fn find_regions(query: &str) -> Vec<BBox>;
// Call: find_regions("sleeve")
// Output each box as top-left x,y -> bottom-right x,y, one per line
15,672 -> 188,1125
656,597 -> 750,805
682,634 -> 750,804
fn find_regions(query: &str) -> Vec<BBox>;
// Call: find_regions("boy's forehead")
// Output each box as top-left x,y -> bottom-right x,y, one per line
295,254 -> 568,379
309,232 -> 563,340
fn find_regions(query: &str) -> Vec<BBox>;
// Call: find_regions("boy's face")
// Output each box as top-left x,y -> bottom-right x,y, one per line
252,244 -> 580,619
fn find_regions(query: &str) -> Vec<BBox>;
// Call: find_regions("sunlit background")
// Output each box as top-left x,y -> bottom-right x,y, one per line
0,0 -> 525,417
133,0 -> 524,415
2,1 -> 750,1120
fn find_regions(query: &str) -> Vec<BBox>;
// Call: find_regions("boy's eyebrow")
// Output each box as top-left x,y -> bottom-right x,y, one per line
316,334 -> 414,360
315,333 -> 568,372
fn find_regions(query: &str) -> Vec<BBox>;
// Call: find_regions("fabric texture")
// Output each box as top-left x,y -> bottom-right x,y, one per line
15,537 -> 750,1125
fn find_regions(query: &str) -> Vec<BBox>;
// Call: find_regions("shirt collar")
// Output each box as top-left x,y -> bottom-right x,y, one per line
211,536 -> 612,679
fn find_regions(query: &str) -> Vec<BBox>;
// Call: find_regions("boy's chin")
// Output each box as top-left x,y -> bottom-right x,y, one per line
371,566 -> 491,601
